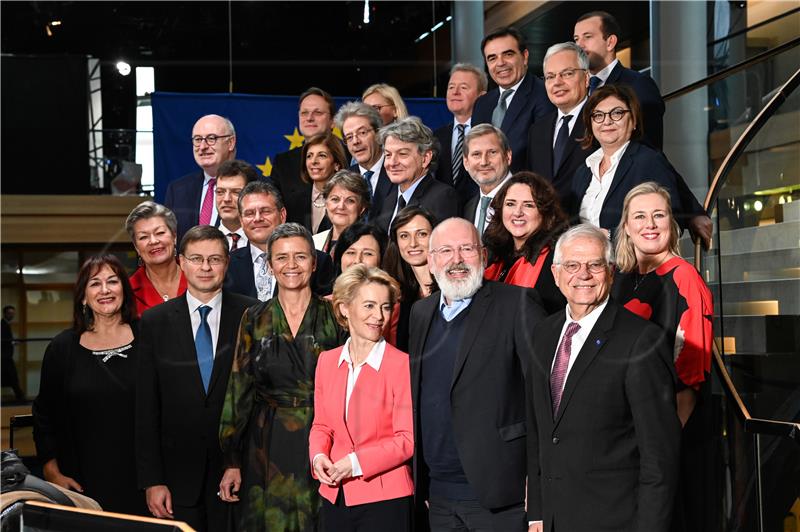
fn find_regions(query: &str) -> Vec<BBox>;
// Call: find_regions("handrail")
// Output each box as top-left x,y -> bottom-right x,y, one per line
707,6 -> 800,47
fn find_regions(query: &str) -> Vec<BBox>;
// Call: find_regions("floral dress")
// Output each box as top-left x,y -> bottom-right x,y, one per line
220,296 -> 343,532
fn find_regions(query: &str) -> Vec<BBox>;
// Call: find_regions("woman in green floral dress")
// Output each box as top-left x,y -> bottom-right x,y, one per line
219,224 -> 344,531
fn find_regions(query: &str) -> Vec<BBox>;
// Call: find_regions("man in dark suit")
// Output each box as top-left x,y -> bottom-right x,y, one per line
164,114 -> 237,242
410,217 -> 545,531
224,181 -> 333,300
434,63 -> 487,209
1,305 -> 24,401
270,87 -> 336,226
527,42 -> 593,214
526,224 -> 680,532
136,225 -> 257,532
461,124 -> 512,236
215,159 -> 261,252
334,101 -> 394,218
472,27 -> 554,173
373,117 -> 459,232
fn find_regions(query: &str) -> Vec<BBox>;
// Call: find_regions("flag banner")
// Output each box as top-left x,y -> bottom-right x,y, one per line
152,92 -> 450,203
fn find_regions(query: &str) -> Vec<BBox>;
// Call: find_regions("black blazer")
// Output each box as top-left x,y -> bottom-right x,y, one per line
373,174 -> 460,232
605,62 -> 665,151
223,243 -> 335,298
349,162 -> 395,219
527,109 -> 593,215
135,291 -> 257,505
270,147 -> 311,224
409,282 -> 546,509
433,123 -> 478,209
164,170 -> 204,243
472,72 -> 554,172
526,301 -> 680,531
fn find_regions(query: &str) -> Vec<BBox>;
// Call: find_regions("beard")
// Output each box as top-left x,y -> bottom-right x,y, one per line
433,260 -> 484,301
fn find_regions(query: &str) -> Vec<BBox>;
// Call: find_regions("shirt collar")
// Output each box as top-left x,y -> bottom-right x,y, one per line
594,58 -> 619,84
203,171 -> 215,185
400,174 -> 427,202
438,292 -> 473,319
557,98 -> 587,122
186,289 -> 223,313
564,296 -> 609,332
585,140 -> 631,169
452,116 -> 472,129
499,75 -> 525,96
338,337 -> 386,371
249,243 -> 267,264
482,172 -> 513,199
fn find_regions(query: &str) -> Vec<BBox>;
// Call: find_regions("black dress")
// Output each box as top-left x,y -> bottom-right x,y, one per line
32,327 -> 147,516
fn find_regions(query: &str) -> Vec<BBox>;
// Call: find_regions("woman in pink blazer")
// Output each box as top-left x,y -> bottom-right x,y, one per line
309,265 -> 414,531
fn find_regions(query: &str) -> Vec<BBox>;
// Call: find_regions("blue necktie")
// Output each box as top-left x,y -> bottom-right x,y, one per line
588,76 -> 602,95
552,115 -> 572,175
195,305 -> 213,392
362,170 -> 374,198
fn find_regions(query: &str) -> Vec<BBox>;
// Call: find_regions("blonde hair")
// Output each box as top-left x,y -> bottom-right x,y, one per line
362,83 -> 409,121
614,182 -> 681,273
332,265 -> 400,328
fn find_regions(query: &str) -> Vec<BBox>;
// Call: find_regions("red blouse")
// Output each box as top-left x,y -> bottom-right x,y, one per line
128,265 -> 188,317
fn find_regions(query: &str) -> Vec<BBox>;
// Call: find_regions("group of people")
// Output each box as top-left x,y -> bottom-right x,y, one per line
32,11 -> 715,532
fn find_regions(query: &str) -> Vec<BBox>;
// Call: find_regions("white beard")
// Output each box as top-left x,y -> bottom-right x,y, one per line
434,261 -> 484,301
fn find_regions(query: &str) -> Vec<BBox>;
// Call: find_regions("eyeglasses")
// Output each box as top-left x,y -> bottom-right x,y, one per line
370,103 -> 395,112
183,255 -> 227,266
343,128 -> 375,144
557,260 -> 608,274
242,207 -> 278,219
191,134 -> 233,146
590,108 -> 630,124
299,109 -> 329,119
544,67 -> 586,82
430,243 -> 481,261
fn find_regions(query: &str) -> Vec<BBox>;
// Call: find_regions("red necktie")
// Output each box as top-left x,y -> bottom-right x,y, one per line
198,178 -> 216,225
228,233 -> 240,252
550,322 -> 581,416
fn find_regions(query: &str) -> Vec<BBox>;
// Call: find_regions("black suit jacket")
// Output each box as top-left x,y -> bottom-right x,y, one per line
223,243 -> 335,297
349,162 -> 394,219
409,282 -> 546,509
135,291 -> 256,505
164,170 -> 205,243
527,109 -> 593,215
373,174 -> 460,232
433,123 -> 478,209
270,148 -> 310,224
472,73 -> 554,172
526,301 -> 680,531
605,62 -> 665,151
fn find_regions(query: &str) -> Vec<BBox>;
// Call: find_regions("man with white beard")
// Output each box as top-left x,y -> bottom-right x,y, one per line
407,217 -> 546,531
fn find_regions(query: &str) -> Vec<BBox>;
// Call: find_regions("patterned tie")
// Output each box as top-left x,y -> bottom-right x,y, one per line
550,322 -> 581,416
198,178 -> 216,225
477,195 -> 492,237
552,115 -> 572,175
451,124 -> 466,185
362,170 -> 374,198
228,233 -> 240,252
588,76 -> 602,95
255,252 -> 273,301
491,89 -> 515,128
195,305 -> 214,392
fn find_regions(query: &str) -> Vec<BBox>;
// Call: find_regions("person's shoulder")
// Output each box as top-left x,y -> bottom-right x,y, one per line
274,147 -> 301,162
610,299 -> 663,337
663,256 -> 710,291
433,122 -> 452,137
50,328 -> 78,347
383,342 -> 410,363
318,345 -> 345,366
168,170 -> 203,189
224,291 -> 259,310
230,245 -> 252,261
141,295 -> 183,321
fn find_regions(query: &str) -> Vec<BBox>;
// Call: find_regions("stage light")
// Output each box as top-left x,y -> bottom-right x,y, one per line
116,61 -> 131,76
363,0 -> 370,24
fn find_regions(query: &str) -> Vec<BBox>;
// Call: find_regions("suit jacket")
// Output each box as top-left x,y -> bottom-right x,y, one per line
373,174 -> 460,232
526,301 -> 680,531
309,342 -> 414,506
348,163 -> 395,220
164,170 -> 204,242
223,243 -> 335,298
472,73 -> 554,172
409,282 -> 546,509
282,181 -> 333,234
433,123 -> 478,209
270,147 -> 309,221
605,62 -> 665,151
135,291 -> 257,505
527,110 -> 593,215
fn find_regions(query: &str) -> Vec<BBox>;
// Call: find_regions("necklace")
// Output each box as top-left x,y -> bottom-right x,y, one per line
633,271 -> 650,291
92,343 -> 133,363
147,266 -> 180,301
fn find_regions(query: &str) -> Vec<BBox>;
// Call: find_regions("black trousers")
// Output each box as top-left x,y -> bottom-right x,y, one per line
427,495 -> 527,532
171,456 -> 226,532
322,489 -> 412,532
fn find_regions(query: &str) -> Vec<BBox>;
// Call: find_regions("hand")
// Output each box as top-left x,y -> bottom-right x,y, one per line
330,456 -> 354,484
312,455 -> 337,486
145,485 -> 174,519
529,522 -> 543,532
219,468 -> 241,502
689,214 -> 713,250
42,459 -> 83,492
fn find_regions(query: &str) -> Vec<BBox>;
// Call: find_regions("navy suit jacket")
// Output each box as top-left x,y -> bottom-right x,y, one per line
349,163 -> 394,219
605,62 -> 665,151
433,122 -> 478,209
373,174 -> 460,232
164,170 -> 205,242
472,72 -> 554,172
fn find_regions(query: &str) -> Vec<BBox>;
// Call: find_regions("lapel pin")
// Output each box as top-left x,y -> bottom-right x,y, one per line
595,339 -> 602,346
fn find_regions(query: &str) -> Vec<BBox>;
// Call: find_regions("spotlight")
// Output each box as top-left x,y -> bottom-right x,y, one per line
116,61 -> 131,76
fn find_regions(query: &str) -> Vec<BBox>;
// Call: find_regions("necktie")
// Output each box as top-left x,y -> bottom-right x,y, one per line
255,252 -> 273,301
362,170 -> 374,198
451,124 -> 466,185
397,194 -> 406,212
588,76 -> 602,95
198,178 -> 216,225
552,115 -> 573,175
195,305 -> 214,392
228,232 -> 240,252
477,195 -> 492,236
491,89 -> 515,127
550,322 -> 581,416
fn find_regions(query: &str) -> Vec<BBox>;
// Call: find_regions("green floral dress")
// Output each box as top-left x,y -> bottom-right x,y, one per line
220,296 -> 343,532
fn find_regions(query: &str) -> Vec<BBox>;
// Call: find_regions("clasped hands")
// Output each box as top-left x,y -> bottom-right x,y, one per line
312,455 -> 353,486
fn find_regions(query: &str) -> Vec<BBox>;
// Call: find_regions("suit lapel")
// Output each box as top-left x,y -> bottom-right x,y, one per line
604,142 -> 637,204
408,174 -> 432,207
207,292 -> 240,395
451,284 -> 492,391
332,357 -> 356,445
501,73 -> 532,130
410,295 -> 438,402
556,115 -> 585,175
541,313 -> 566,416
172,295 -> 208,398
541,112 -> 557,174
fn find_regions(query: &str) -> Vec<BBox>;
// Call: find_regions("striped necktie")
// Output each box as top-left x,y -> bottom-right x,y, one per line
451,124 -> 466,185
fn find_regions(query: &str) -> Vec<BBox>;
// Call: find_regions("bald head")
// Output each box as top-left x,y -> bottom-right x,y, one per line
429,217 -> 479,253
192,114 -> 237,176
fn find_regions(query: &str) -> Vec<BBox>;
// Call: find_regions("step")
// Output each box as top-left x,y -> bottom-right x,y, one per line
716,315 -> 800,354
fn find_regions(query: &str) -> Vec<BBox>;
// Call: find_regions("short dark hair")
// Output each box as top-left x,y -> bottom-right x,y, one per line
481,26 -> 527,55
299,87 -> 336,117
179,225 -> 229,257
237,180 -> 285,213
580,84 -> 643,149
2,305 -> 15,313
333,222 -> 387,274
74,255 -> 136,334
576,11 -> 621,44
217,159 -> 260,184
299,133 -> 349,185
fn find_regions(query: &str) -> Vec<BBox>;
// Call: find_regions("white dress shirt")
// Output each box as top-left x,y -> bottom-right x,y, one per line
451,117 -> 472,154
388,174 -> 426,227
472,172 -> 512,230
551,298 -> 610,383
221,225 -> 248,251
592,58 -> 619,87
186,290 -> 223,358
579,141 -> 631,228
199,172 -> 219,226
499,76 -> 525,109
250,245 -> 275,300
552,99 -> 587,147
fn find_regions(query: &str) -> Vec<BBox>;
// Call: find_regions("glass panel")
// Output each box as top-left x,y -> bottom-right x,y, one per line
21,251 -> 79,284
1,251 -> 20,285
26,289 -> 73,324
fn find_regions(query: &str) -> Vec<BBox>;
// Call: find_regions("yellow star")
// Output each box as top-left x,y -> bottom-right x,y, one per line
256,156 -> 272,177
284,128 -> 305,149
332,126 -> 343,139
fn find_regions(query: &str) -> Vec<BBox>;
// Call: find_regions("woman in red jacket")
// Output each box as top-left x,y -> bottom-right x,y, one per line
309,265 -> 413,531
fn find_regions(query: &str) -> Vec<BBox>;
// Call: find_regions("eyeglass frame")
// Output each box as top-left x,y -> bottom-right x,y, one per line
299,109 -> 330,119
343,127 -> 376,144
429,243 -> 482,261
543,67 -> 586,83
182,254 -> 227,267
191,134 -> 233,147
555,260 -> 609,274
589,108 -> 631,124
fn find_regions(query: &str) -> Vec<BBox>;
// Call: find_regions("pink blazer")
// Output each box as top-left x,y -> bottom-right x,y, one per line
309,342 -> 414,506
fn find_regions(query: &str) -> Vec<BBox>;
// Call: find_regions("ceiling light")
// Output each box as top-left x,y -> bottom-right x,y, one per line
116,61 -> 131,76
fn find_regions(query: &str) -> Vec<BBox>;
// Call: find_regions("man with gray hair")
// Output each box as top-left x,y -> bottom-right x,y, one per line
374,116 -> 459,231
527,42 -> 594,212
461,124 -> 513,236
335,101 -> 394,217
408,217 -> 545,531
434,63 -> 488,208
525,223 -> 680,532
